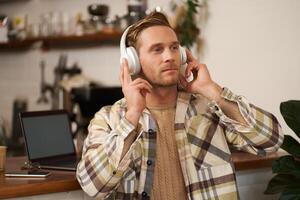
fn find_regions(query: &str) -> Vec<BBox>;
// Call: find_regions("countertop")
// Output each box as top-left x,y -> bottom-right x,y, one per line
0,151 -> 287,199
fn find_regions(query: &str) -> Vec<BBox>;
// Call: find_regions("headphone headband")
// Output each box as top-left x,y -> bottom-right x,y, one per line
120,25 -> 141,75
120,25 -> 132,62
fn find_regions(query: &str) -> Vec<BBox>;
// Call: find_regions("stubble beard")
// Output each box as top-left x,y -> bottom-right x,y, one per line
141,72 -> 179,88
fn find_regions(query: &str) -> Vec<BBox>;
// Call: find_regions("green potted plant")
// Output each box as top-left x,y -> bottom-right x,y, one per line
264,100 -> 300,199
174,0 -> 200,49
169,0 -> 208,58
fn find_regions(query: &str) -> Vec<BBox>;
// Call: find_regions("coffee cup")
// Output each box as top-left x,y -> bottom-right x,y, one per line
0,146 -> 7,171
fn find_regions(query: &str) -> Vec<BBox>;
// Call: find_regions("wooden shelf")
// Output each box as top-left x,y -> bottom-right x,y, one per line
0,30 -> 122,51
0,38 -> 38,50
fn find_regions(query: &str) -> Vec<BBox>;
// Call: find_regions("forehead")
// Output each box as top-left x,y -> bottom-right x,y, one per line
137,26 -> 178,48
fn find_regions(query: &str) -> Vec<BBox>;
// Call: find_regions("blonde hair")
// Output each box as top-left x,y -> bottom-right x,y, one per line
126,12 -> 173,49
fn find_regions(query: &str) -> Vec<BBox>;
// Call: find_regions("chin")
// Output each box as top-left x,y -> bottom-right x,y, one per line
146,73 -> 179,87
157,78 -> 179,87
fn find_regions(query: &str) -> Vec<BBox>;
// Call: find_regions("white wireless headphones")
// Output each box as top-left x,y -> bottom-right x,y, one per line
120,25 -> 187,75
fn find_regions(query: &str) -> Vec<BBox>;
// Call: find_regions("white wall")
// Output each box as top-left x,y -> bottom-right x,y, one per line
201,0 -> 300,138
0,1 -> 299,199
0,0 -> 300,138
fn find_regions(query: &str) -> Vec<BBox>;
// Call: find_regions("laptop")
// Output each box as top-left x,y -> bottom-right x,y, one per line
19,110 -> 80,171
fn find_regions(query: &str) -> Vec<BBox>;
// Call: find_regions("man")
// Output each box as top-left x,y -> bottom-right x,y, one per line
76,12 -> 283,200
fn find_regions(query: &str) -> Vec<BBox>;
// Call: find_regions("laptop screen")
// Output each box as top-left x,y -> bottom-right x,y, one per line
20,110 -> 75,160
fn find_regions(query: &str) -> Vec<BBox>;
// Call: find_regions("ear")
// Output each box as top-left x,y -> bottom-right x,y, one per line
179,46 -> 187,65
126,47 -> 141,75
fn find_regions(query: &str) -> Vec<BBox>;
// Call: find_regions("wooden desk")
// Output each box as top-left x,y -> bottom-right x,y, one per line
231,150 -> 287,171
0,151 -> 287,199
0,157 -> 80,199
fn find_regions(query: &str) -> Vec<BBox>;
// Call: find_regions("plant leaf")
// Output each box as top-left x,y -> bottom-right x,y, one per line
272,155 -> 300,177
281,135 -> 300,157
279,188 -> 300,200
280,100 -> 300,138
177,0 -> 200,48
264,174 -> 300,195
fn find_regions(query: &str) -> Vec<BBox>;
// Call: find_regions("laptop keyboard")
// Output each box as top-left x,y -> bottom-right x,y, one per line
51,160 -> 77,168
40,157 -> 79,168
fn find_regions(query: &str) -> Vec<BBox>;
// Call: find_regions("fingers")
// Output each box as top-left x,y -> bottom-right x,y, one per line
185,62 -> 199,78
179,74 -> 188,88
185,62 -> 209,80
131,78 -> 152,90
123,59 -> 132,84
123,81 -> 152,97
185,49 -> 202,78
119,58 -> 132,86
135,82 -> 152,94
179,74 -> 193,93
130,79 -> 152,94
119,60 -> 124,85
185,48 -> 196,63
119,59 -> 152,98
184,50 -> 197,77
122,77 -> 152,95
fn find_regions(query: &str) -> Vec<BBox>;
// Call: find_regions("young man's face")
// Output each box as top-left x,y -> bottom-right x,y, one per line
136,25 -> 181,87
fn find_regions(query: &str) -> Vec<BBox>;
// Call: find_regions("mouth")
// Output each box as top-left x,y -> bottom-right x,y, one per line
161,68 -> 178,73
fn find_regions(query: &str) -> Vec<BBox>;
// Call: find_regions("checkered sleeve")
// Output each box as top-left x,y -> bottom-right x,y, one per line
209,87 -> 284,155
76,105 -> 140,198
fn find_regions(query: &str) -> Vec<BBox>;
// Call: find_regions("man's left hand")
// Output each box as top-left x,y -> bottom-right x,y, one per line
179,49 -> 223,102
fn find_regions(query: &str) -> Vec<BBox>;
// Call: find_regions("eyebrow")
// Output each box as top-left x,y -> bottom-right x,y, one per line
148,41 -> 180,51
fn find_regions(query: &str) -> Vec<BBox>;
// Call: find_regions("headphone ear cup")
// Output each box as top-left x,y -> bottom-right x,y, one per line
179,46 -> 187,65
126,46 -> 141,75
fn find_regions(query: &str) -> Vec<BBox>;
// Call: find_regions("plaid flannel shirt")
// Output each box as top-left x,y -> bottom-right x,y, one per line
76,88 -> 283,200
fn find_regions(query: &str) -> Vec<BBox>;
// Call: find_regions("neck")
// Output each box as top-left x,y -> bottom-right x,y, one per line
145,85 -> 178,108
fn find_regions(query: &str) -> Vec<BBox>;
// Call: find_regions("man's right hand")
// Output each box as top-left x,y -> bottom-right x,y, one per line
119,58 -> 152,127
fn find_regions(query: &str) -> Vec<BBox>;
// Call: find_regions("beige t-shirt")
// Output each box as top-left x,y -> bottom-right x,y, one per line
148,105 -> 188,200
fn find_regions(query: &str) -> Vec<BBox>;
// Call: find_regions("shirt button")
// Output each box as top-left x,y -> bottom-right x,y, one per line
148,129 -> 155,135
112,171 -> 116,175
147,160 -> 152,166
142,191 -> 148,197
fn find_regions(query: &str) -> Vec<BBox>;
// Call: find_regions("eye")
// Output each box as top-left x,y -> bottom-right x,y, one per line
153,47 -> 163,53
171,45 -> 179,51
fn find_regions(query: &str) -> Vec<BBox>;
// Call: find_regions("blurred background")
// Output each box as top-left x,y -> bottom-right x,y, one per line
0,0 -> 299,157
